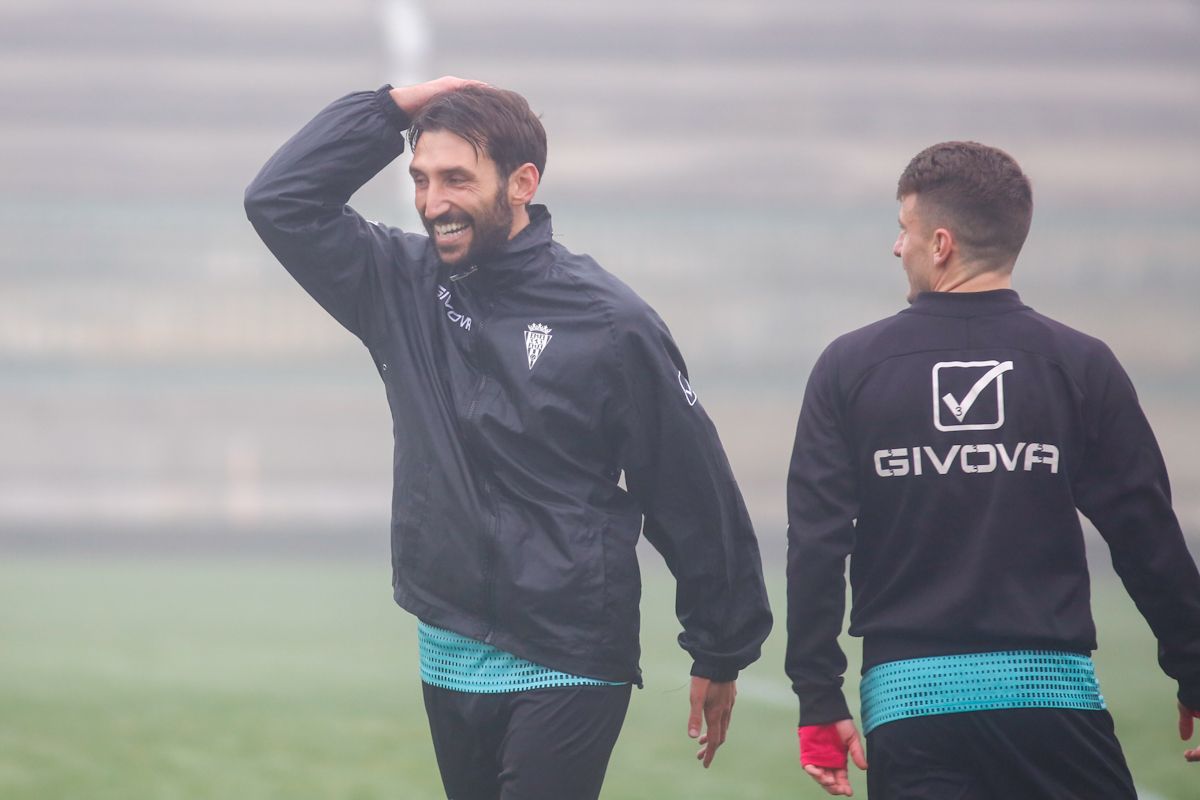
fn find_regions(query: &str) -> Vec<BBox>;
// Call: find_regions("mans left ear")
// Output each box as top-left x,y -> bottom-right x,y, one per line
508,163 -> 540,206
932,228 -> 954,266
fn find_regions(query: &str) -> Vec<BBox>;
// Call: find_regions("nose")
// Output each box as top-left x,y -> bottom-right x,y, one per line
421,181 -> 451,220
892,233 -> 903,258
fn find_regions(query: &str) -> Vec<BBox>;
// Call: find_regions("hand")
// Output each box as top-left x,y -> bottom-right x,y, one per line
389,76 -> 489,116
802,719 -> 867,796
1179,702 -> 1200,762
687,676 -> 736,768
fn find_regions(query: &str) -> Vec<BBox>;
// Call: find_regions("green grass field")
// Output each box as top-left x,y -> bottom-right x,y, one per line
1,555 -> 1193,799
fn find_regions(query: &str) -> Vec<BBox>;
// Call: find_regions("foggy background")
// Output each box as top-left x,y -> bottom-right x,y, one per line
3,2 -> 1200,798
2,0 -> 1198,559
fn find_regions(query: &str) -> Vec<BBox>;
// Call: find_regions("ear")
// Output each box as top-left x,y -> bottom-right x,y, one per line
931,226 -> 955,268
507,163 -> 540,206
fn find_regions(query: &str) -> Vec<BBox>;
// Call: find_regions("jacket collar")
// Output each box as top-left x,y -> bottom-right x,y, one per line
444,204 -> 554,289
904,289 -> 1028,318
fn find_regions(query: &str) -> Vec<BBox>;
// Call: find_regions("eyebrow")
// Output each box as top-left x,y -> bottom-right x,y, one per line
408,165 -> 475,179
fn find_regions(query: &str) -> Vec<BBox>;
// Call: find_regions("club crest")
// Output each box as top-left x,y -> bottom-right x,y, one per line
525,323 -> 553,370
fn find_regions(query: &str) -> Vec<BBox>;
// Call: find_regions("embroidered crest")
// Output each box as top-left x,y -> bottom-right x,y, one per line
525,323 -> 553,370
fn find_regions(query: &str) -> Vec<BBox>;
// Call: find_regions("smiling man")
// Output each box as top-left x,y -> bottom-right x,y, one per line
784,141 -> 1200,798
244,78 -> 771,800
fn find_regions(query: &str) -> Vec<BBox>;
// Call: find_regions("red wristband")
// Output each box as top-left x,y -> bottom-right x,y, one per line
799,724 -> 847,769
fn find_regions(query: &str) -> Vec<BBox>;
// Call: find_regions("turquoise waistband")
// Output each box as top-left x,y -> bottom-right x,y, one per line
418,621 -> 625,693
859,650 -> 1106,735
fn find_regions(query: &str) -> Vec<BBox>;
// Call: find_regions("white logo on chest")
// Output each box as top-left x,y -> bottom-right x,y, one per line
525,323 -> 553,370
436,284 -> 472,331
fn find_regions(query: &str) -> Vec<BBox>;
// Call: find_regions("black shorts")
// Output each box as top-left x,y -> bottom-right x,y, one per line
421,681 -> 632,800
865,707 -> 1137,800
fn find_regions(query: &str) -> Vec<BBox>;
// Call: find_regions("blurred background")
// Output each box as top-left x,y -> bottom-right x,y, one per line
2,1 -> 1198,798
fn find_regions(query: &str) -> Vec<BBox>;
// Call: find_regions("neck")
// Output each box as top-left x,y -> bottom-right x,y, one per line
936,262 -> 1013,294
507,205 -> 531,240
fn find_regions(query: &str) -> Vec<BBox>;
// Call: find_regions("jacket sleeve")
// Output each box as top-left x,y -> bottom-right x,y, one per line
243,86 -> 423,344
784,344 -> 858,725
1073,348 -> 1200,710
612,306 -> 772,682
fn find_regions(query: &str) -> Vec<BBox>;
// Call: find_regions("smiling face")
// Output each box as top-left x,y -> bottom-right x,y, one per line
409,129 -> 515,268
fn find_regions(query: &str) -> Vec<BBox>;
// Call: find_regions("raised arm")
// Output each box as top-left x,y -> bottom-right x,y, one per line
243,78 -> 480,342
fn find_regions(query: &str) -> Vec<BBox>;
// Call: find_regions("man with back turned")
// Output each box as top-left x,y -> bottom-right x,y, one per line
785,141 -> 1200,798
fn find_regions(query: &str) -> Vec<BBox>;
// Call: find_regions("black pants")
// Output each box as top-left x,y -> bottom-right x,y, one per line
865,708 -> 1137,799
422,682 -> 632,800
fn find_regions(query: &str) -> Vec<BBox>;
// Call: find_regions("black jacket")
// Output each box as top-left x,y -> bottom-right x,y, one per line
244,86 -> 771,684
785,290 -> 1200,724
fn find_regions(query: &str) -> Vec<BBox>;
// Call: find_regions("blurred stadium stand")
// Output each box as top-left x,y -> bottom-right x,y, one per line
1,0 -> 1197,548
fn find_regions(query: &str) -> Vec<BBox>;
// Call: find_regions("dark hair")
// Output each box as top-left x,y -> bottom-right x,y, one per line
408,86 -> 547,182
897,141 -> 1033,267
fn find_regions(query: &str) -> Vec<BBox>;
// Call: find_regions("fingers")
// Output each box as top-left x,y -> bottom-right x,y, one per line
393,77 -> 491,116
801,720 -> 863,794
702,735 -> 720,767
705,699 -> 726,743
688,678 -> 738,767
432,75 -> 484,89
687,679 -> 706,739
847,732 -> 868,770
1179,702 -> 1200,762
701,711 -> 723,767
700,690 -> 732,767
803,763 -> 837,789
803,764 -> 854,796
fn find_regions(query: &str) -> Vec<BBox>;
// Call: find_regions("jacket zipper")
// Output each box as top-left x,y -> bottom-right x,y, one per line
463,308 -> 500,642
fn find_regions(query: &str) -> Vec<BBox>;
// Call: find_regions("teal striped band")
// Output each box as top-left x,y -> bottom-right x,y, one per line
418,621 -> 625,693
859,649 -> 1106,735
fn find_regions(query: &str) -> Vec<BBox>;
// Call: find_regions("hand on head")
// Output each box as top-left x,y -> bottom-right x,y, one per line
390,76 -> 490,116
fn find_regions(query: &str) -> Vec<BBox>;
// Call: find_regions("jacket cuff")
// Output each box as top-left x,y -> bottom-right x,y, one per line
690,661 -> 739,682
796,689 -> 852,727
1179,685 -> 1200,713
374,85 -> 412,138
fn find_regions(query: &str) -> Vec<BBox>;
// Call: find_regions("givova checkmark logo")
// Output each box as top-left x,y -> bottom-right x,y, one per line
931,360 -> 1014,431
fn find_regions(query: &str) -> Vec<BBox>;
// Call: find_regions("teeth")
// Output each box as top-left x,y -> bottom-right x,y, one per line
435,222 -> 469,236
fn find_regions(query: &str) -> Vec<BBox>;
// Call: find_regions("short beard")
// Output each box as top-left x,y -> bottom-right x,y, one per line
423,187 -> 513,268
466,189 -> 513,265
